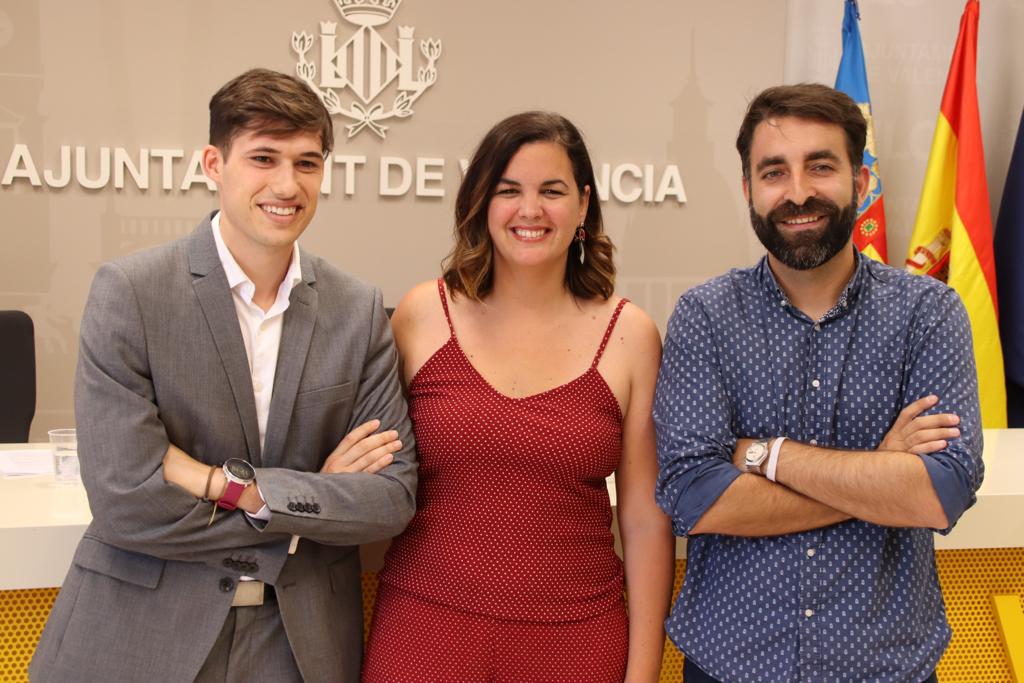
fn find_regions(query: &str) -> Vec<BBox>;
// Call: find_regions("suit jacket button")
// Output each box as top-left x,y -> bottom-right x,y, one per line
312,503 -> 321,514
219,578 -> 235,593
222,558 -> 233,568
247,562 -> 258,572
287,502 -> 297,512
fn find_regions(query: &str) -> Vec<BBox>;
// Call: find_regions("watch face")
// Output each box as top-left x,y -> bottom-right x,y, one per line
745,442 -> 769,466
224,458 -> 255,481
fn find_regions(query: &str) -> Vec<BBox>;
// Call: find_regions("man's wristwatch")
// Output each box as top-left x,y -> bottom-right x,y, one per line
744,439 -> 771,475
216,458 -> 256,511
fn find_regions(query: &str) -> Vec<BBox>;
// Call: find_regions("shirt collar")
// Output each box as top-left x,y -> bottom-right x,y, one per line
755,246 -> 866,317
211,212 -> 303,305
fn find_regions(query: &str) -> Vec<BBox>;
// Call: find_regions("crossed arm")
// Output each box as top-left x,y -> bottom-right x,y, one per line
690,397 -> 959,536
163,419 -> 403,512
77,261 -> 414,582
654,289 -> 983,540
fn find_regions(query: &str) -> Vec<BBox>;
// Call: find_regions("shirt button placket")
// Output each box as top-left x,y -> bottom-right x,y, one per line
798,528 -> 824,679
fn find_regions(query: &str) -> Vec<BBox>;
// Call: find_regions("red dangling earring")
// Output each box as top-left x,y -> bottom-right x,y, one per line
575,225 -> 586,265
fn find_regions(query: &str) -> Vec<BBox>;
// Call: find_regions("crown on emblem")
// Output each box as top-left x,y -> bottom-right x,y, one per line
333,0 -> 402,27
320,21 -> 337,35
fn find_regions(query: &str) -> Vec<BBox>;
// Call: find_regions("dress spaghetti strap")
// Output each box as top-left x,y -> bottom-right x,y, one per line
592,299 -> 630,368
436,277 -> 455,337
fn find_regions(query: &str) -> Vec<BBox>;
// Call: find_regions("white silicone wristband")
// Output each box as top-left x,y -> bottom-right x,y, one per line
767,436 -> 787,482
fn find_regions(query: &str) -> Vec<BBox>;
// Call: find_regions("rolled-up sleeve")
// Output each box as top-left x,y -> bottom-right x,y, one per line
905,288 -> 985,533
654,294 -> 742,536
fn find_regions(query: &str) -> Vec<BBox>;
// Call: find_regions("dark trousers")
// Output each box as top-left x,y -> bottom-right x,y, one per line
683,658 -> 939,683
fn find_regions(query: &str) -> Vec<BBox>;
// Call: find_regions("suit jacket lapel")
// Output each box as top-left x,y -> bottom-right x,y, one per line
262,250 -> 318,467
187,215 -> 263,465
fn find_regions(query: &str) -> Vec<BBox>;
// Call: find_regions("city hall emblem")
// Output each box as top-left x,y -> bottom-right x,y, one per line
292,0 -> 442,139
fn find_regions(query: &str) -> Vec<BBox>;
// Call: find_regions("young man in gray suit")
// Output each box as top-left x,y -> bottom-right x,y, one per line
30,68 -> 417,682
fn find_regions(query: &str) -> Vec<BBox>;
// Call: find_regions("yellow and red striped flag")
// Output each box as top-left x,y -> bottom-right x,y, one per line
905,0 -> 1006,427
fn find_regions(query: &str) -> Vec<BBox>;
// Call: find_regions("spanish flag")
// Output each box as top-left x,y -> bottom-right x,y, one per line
835,0 -> 888,263
905,0 -> 1006,427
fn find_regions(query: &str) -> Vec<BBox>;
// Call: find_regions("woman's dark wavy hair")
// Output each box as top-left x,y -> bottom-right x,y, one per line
442,111 -> 615,301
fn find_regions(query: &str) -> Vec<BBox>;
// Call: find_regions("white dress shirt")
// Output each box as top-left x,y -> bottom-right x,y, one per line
211,212 -> 302,525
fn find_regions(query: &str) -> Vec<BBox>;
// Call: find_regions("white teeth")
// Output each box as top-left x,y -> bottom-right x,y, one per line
262,205 -> 297,216
784,215 -> 821,225
514,228 -> 545,238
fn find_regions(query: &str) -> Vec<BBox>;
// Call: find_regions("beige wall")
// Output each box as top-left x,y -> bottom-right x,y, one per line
0,0 -> 1021,440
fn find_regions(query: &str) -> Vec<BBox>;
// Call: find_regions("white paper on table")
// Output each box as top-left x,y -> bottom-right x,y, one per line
0,449 -> 54,477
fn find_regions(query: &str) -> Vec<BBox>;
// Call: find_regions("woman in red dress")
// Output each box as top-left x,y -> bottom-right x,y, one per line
363,112 -> 674,682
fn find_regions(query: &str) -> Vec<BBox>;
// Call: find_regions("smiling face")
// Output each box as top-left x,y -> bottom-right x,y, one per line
486,141 -> 590,273
201,128 -> 325,266
743,116 -> 868,271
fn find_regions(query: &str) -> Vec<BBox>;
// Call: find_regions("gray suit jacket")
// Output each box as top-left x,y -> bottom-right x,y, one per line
30,215 -> 417,683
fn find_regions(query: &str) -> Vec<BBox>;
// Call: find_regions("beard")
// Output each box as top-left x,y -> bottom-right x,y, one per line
749,193 -> 857,271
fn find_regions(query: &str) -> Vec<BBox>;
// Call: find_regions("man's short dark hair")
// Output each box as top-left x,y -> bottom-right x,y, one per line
736,83 -> 867,180
209,68 -> 334,157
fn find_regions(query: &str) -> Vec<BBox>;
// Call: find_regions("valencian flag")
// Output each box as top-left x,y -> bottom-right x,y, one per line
994,109 -> 1024,426
905,0 -> 1006,428
835,0 -> 888,263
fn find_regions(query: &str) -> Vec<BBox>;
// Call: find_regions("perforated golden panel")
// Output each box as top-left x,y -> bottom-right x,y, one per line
0,587 -> 58,682
661,559 -> 689,682
935,548 -> 1024,682
4,550 -> 1021,682
362,570 -> 379,642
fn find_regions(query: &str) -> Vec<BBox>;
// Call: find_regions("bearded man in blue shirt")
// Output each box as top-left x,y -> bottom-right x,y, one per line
654,83 -> 982,683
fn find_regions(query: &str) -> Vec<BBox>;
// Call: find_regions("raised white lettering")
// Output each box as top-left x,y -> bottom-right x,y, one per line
655,165 -> 687,203
179,150 -> 215,191
416,157 -> 444,197
2,144 -> 42,186
114,148 -> 149,190
150,149 -> 184,191
611,164 -> 642,203
379,156 -> 412,196
75,146 -> 110,190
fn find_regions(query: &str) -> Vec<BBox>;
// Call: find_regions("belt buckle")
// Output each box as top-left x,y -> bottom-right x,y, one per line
231,581 -> 265,607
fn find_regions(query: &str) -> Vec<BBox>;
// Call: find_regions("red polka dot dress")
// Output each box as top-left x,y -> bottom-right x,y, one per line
363,280 -> 630,681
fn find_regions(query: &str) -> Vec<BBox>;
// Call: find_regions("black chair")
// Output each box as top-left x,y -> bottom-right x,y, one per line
0,310 -> 36,442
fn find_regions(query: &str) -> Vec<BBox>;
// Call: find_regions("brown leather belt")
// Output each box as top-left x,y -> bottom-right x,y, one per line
231,581 -> 275,607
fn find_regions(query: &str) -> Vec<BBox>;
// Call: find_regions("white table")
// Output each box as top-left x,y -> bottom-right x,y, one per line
0,443 -> 91,589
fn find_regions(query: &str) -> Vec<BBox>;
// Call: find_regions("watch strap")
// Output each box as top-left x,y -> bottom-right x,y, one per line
217,480 -> 246,511
767,436 -> 787,482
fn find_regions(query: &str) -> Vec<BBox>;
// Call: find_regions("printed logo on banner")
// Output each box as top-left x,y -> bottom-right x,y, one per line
292,0 -> 442,139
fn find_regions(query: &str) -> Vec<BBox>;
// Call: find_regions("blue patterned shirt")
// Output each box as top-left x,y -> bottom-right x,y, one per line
654,251 -> 983,682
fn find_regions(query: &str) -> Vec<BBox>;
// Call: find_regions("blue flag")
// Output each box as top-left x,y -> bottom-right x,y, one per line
995,109 -> 1024,426
835,0 -> 888,262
